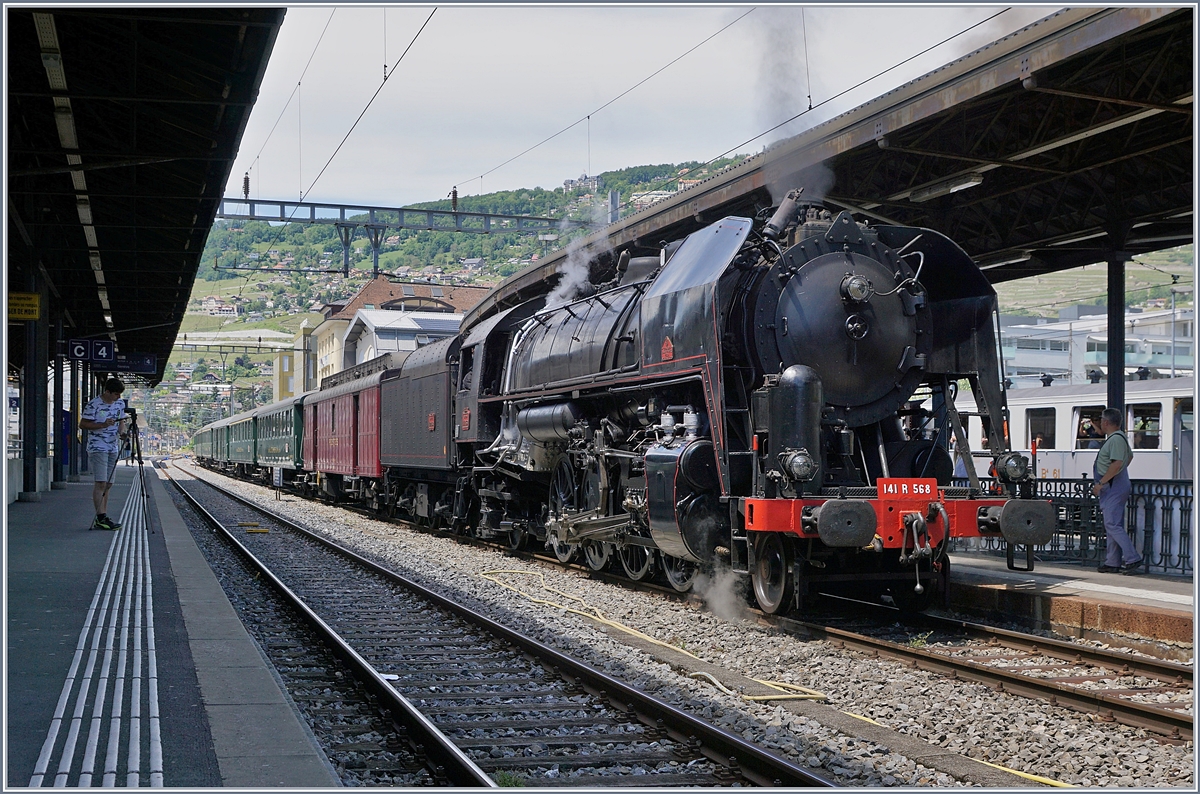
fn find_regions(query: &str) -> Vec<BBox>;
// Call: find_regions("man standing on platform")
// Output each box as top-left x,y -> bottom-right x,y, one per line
78,377 -> 127,530
1092,407 -> 1142,574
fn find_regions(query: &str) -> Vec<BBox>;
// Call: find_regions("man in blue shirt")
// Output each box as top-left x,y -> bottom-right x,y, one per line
79,377 -> 127,530
1092,407 -> 1141,574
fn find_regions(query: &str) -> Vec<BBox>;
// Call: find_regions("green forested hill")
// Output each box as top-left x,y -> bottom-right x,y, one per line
197,156 -> 748,284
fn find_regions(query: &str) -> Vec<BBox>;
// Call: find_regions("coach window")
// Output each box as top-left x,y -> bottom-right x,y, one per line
1026,408 -> 1055,448
1128,403 -> 1161,450
1074,405 -> 1105,449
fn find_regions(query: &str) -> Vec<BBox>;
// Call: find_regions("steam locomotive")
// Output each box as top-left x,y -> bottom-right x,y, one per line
193,189 -> 1055,613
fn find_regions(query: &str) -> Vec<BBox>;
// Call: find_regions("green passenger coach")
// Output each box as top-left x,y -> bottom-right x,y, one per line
256,394 -> 306,470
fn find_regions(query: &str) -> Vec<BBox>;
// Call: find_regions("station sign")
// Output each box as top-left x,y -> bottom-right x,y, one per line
66,340 -> 154,374
8,292 -> 40,321
114,353 -> 157,375
91,340 -> 115,363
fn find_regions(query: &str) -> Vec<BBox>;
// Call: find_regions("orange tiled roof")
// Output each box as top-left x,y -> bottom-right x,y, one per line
329,276 -> 491,319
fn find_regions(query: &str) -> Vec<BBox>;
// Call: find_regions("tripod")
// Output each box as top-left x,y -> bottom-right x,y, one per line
109,408 -> 154,535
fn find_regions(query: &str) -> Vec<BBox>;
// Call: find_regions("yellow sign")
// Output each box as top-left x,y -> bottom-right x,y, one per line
8,292 -> 40,321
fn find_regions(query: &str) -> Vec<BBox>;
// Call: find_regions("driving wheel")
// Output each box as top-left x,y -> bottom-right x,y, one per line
583,540 -> 612,572
619,543 -> 654,581
547,458 -> 578,564
661,553 -> 697,592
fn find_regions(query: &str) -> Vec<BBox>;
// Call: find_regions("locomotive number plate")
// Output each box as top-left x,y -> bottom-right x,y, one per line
878,478 -> 937,498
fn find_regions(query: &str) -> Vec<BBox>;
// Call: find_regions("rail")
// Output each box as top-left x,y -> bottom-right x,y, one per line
177,462 -> 835,787
948,478 -> 1193,577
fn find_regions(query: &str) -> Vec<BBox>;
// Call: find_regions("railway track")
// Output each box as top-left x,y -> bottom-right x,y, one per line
766,605 -> 1193,743
165,462 -> 834,787
185,461 -> 1194,746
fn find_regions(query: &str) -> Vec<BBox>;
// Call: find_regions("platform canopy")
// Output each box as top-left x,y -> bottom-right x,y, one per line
7,8 -> 285,385
466,7 -> 1193,331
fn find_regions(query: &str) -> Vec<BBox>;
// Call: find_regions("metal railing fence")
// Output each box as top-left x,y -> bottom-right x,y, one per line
947,478 -> 1193,577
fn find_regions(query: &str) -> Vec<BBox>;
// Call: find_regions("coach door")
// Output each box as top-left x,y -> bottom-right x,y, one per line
1174,397 -> 1193,479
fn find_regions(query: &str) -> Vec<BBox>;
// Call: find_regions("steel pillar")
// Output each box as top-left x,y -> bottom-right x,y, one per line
1107,256 -> 1126,412
20,269 -> 41,498
80,361 -> 90,474
69,359 -> 80,480
336,223 -> 355,277
52,316 -> 65,486
366,224 -> 386,279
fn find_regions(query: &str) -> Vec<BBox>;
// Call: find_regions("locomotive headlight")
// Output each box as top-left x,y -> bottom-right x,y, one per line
779,449 -> 817,482
840,274 -> 873,303
996,452 -> 1029,482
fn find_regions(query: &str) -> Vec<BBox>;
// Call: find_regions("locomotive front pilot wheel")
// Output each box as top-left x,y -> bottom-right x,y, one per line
661,553 -> 697,592
753,533 -> 794,615
619,544 -> 654,581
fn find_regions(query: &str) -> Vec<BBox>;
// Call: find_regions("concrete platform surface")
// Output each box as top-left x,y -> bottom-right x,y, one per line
948,553 -> 1194,646
6,463 -> 340,787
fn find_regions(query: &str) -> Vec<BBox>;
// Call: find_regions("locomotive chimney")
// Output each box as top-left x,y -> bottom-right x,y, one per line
763,188 -> 805,242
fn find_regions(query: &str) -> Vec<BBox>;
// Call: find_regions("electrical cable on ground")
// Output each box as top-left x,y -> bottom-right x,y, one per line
477,569 -> 825,704
476,570 -> 1073,787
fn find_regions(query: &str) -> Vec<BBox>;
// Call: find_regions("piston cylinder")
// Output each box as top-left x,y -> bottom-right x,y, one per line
516,403 -> 582,442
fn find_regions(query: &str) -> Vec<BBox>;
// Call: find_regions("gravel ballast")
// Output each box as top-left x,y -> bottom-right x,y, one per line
181,462 -> 1194,788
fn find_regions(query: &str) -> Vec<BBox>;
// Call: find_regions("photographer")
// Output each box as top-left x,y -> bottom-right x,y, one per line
78,377 -> 128,530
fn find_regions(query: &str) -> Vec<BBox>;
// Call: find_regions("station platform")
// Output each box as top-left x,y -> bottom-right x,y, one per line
5,462 -> 339,788
946,553 -> 1194,651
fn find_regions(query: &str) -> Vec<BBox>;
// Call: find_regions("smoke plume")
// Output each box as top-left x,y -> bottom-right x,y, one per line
545,200 -> 613,308
751,7 -> 816,145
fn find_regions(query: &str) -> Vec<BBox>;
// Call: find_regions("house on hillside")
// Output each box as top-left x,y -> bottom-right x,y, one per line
201,296 -> 239,317
303,275 -> 491,384
342,310 -> 463,367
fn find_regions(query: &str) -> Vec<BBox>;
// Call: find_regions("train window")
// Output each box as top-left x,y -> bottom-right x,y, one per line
1128,404 -> 1161,449
459,347 -> 475,391
1074,405 -> 1105,449
1026,408 -> 1055,449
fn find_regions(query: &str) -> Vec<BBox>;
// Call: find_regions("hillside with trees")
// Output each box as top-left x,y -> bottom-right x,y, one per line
196,156 -> 750,286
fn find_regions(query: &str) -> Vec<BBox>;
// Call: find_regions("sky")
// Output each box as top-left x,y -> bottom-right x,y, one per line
226,4 -> 1065,208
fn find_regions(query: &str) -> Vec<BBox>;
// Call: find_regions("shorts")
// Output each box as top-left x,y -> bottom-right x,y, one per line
89,450 -> 121,484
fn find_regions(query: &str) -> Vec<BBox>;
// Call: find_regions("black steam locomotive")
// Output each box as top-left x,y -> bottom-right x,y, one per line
196,189 -> 1055,614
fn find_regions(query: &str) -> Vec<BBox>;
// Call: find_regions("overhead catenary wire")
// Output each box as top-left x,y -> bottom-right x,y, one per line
459,7 -> 758,192
226,7 -> 438,285
245,8 -> 337,183
801,7 -> 813,111
301,7 -> 437,202
610,7 -> 1013,217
